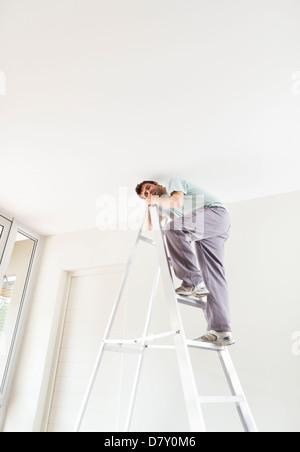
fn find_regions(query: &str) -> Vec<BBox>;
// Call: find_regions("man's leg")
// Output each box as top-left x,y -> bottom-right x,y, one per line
194,234 -> 231,332
165,207 -> 231,332
193,207 -> 231,332
164,228 -> 203,287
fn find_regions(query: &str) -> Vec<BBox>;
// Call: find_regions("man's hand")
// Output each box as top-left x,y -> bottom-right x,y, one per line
145,195 -> 160,206
145,192 -> 184,209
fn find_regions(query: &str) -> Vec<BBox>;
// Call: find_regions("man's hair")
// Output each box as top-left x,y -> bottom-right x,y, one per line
135,181 -> 157,196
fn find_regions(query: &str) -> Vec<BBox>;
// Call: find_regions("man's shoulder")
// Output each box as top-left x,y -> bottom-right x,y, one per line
166,178 -> 189,187
166,178 -> 188,194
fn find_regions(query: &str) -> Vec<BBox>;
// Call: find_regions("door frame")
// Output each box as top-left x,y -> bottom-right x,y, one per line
40,264 -> 126,432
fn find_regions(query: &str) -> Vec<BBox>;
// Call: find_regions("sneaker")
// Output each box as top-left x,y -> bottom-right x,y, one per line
176,282 -> 210,298
195,330 -> 235,347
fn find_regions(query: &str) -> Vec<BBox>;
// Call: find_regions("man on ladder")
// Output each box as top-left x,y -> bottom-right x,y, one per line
73,180 -> 257,433
135,178 -> 235,347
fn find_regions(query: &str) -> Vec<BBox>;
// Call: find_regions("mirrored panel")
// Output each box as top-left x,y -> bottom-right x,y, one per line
0,232 -> 36,392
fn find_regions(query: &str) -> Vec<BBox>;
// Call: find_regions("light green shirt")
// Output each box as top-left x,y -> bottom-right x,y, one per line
163,178 -> 226,218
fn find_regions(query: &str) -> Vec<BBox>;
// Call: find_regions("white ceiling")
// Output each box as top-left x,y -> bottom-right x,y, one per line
1,0 -> 300,235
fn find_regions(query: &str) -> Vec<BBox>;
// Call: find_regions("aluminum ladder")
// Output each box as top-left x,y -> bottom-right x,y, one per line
73,206 -> 258,432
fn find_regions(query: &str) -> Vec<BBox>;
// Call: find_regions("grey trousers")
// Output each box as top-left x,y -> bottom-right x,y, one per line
164,207 -> 231,332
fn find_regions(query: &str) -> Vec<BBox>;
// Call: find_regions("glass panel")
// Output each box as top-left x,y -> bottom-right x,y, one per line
0,232 -> 36,392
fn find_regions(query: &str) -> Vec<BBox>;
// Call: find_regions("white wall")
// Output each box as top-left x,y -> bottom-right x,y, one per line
226,190 -> 300,432
3,190 -> 300,432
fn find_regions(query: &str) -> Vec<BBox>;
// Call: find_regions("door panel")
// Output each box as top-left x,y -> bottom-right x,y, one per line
46,268 -> 125,432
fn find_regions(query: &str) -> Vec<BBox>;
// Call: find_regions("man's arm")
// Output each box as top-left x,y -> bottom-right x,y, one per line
146,191 -> 184,209
145,191 -> 184,230
147,209 -> 152,230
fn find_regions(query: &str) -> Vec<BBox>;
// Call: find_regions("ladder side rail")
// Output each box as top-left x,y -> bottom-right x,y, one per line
218,349 -> 258,433
124,267 -> 161,432
73,210 -> 147,432
149,206 -> 206,433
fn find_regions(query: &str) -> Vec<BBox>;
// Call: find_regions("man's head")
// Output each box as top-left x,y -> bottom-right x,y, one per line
135,181 -> 165,199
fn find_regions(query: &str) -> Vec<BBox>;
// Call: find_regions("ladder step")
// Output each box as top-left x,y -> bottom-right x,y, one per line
177,295 -> 207,310
139,235 -> 156,246
147,345 -> 175,350
104,338 -> 139,345
104,345 -> 142,355
106,341 -> 226,353
103,330 -> 179,346
198,395 -> 245,404
186,339 -> 225,352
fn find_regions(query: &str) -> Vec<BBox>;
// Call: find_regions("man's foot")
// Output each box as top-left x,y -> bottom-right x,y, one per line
195,330 -> 235,347
176,283 -> 210,298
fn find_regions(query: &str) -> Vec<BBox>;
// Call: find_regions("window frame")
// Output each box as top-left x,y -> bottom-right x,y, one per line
0,217 -> 43,430
0,215 -> 13,265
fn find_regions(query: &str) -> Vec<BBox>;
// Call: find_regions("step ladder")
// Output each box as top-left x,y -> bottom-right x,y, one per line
73,206 -> 258,433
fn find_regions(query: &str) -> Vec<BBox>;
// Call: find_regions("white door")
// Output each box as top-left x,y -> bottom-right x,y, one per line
46,266 -> 126,432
